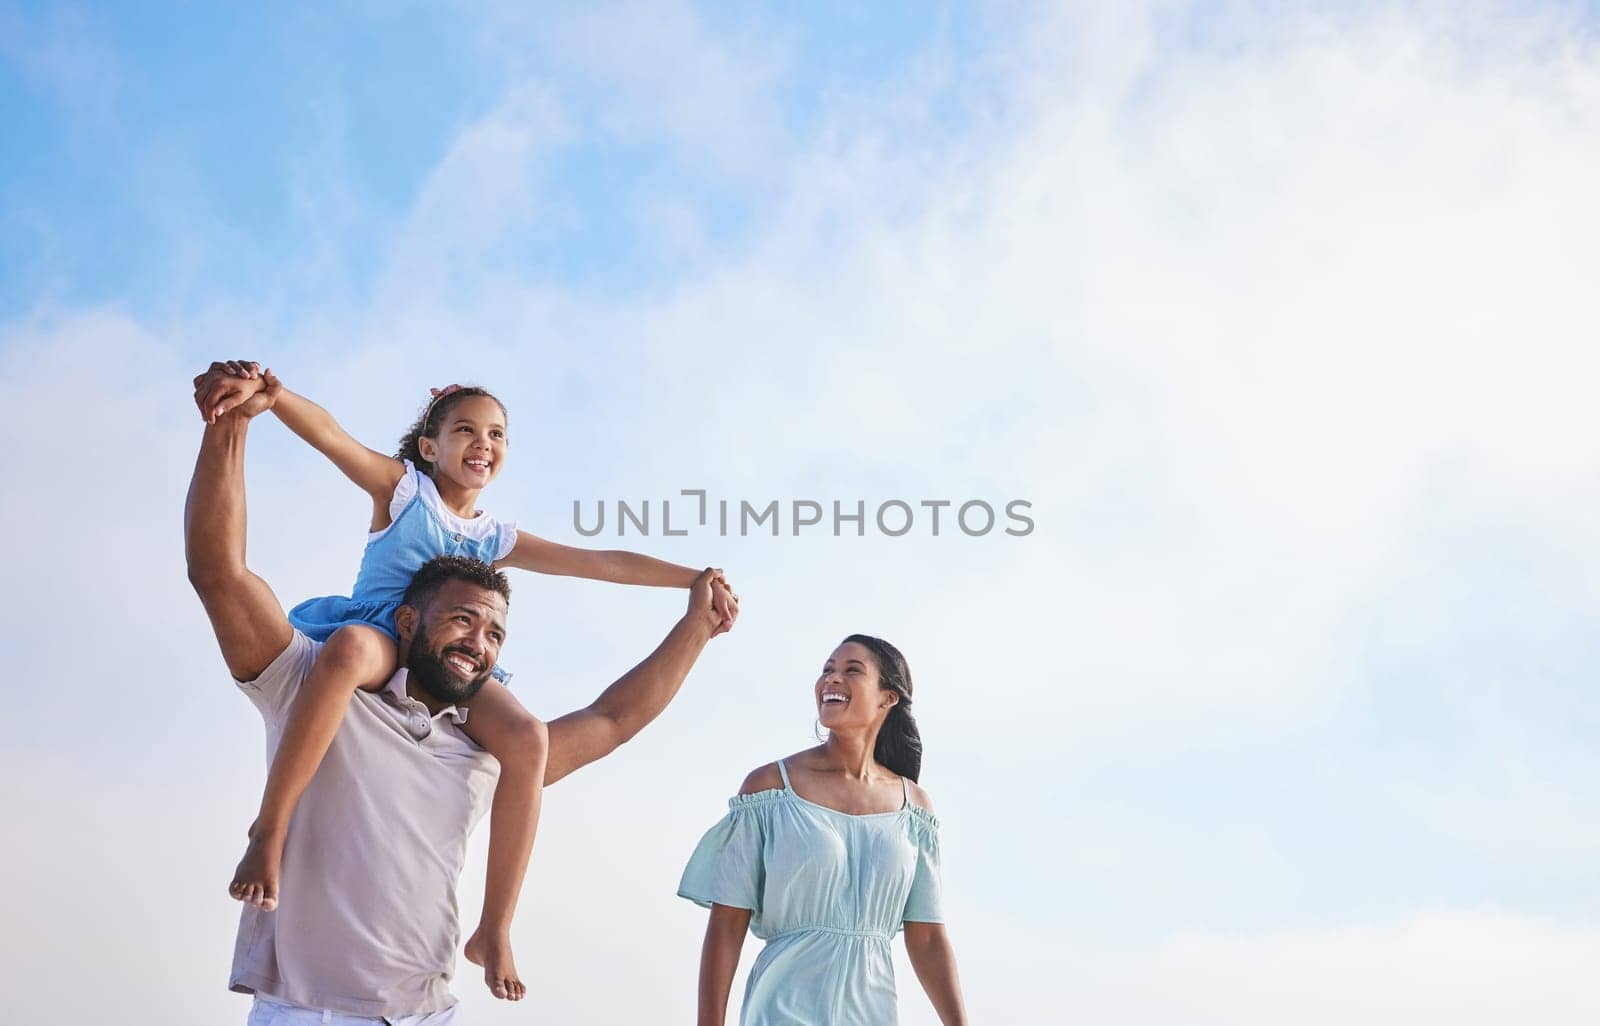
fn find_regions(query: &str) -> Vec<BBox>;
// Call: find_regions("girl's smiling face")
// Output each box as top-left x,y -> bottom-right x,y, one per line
418,395 -> 508,492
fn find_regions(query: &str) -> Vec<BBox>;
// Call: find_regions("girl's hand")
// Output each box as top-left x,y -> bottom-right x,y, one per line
709,572 -> 738,632
236,368 -> 283,419
688,569 -> 739,638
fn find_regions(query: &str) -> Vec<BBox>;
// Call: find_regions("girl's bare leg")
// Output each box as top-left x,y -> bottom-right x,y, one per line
459,678 -> 549,1001
230,624 -> 398,910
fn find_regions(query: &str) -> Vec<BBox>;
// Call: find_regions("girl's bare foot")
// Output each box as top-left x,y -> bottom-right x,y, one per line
228,821 -> 285,912
464,927 -> 525,1000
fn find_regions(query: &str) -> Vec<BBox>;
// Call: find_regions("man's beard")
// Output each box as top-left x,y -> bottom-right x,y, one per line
405,629 -> 492,706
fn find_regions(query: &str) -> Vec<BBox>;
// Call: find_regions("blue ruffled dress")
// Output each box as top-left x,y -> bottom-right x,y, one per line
288,460 -> 519,678
678,759 -> 945,1026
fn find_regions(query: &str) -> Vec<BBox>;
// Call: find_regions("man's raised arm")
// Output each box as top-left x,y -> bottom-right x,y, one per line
184,365 -> 293,682
542,570 -> 735,786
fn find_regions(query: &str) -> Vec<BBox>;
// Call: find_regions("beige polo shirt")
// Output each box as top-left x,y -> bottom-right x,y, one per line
228,630 -> 500,1017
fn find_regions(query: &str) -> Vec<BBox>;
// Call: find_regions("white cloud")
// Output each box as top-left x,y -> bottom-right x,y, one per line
948,903 -> 1600,1026
378,82 -> 570,300
480,0 -> 790,182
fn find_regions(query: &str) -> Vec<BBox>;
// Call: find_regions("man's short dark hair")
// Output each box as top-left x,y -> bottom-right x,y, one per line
402,555 -> 512,611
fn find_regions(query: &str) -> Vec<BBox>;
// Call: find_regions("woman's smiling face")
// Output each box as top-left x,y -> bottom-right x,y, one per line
816,640 -> 896,730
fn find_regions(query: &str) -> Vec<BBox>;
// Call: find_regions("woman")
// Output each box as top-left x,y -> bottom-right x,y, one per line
678,634 -> 969,1026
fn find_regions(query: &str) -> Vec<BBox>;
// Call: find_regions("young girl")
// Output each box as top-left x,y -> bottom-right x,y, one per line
200,361 -> 733,1003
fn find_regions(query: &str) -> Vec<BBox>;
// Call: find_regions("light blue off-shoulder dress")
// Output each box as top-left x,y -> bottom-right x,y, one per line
678,760 -> 944,1026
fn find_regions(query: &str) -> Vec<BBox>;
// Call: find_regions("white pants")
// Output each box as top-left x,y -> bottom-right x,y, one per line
247,995 -> 461,1025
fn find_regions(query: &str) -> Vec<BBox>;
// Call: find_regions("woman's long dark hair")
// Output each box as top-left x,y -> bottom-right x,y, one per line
395,386 -> 507,474
842,633 -> 923,783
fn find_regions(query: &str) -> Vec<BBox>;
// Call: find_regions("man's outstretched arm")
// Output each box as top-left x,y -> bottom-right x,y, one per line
543,570 -> 735,786
185,368 -> 293,682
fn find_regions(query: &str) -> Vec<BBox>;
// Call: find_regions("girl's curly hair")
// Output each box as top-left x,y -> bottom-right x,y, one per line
395,386 -> 507,473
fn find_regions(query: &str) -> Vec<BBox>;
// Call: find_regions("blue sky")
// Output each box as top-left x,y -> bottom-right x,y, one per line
3,3 -> 1600,1024
1,2 -> 996,315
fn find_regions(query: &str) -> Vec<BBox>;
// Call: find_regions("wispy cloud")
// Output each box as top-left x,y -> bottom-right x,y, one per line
0,3 -> 120,115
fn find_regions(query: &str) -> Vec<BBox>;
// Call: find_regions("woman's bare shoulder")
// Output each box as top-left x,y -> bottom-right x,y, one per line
738,762 -> 784,795
739,747 -> 823,794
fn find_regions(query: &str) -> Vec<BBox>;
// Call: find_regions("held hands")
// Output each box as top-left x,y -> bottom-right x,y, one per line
689,569 -> 740,638
193,360 -> 281,423
710,572 -> 738,633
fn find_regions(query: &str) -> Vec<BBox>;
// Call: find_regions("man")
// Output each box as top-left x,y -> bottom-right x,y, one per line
185,364 -> 736,1023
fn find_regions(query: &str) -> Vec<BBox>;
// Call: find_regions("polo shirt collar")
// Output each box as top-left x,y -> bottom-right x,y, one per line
384,667 -> 470,725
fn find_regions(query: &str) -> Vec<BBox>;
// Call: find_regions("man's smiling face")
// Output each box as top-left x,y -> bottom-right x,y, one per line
400,577 -> 508,708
